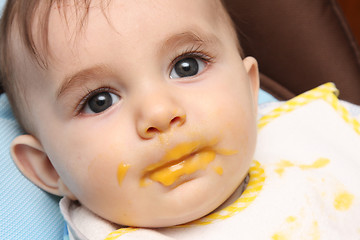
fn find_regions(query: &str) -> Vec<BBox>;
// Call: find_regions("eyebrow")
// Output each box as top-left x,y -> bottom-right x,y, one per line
160,30 -> 220,55
57,64 -> 112,99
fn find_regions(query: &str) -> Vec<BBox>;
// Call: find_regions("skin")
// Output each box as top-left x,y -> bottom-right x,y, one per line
11,0 -> 259,227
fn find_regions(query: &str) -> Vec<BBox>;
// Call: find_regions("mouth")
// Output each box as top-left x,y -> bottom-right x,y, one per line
141,140 -> 235,187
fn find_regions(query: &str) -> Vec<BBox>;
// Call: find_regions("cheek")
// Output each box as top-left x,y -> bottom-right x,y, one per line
201,85 -> 257,160
198,86 -> 256,135
43,124 -> 127,198
59,145 -> 135,218
87,152 -> 121,190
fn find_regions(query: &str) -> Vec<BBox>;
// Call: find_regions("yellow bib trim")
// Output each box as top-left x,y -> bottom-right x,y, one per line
258,83 -> 360,135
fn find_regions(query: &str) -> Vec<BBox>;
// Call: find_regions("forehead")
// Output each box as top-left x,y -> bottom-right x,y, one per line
46,0 -> 227,65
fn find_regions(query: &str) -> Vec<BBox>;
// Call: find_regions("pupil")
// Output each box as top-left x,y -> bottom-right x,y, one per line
175,58 -> 199,77
89,92 -> 112,113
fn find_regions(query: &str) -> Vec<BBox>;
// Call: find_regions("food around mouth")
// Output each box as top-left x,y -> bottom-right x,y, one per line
140,140 -> 238,187
147,149 -> 216,186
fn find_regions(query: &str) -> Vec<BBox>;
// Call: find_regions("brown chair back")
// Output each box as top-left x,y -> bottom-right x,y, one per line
225,0 -> 360,104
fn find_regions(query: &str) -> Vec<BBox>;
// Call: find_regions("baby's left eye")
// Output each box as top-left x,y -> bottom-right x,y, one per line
170,57 -> 206,79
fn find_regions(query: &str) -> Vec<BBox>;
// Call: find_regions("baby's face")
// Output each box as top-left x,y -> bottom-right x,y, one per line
21,0 -> 258,227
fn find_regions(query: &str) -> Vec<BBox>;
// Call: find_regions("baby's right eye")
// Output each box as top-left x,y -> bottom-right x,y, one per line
82,91 -> 120,114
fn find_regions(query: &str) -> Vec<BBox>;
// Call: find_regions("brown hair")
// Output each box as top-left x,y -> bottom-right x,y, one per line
0,0 -> 97,130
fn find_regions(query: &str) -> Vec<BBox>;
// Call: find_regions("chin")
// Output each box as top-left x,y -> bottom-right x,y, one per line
141,185 -> 232,227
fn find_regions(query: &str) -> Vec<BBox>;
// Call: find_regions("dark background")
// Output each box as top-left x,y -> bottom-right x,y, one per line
337,0 -> 360,46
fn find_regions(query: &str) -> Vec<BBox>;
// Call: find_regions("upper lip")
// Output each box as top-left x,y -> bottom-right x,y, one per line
144,139 -> 218,173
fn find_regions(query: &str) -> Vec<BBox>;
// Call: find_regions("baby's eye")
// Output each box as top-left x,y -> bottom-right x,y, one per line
170,57 -> 206,79
83,91 -> 120,114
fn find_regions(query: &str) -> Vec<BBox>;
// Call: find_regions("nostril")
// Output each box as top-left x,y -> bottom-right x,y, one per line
147,127 -> 158,134
170,116 -> 185,126
142,127 -> 158,139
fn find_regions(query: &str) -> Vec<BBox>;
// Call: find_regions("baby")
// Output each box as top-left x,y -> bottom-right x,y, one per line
2,0 -> 360,239
1,0 -> 258,233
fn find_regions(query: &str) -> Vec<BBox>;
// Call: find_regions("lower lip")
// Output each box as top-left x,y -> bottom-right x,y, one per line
147,150 -> 216,187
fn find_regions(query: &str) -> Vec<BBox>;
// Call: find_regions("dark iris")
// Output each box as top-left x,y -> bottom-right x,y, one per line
174,58 -> 199,77
88,92 -> 113,113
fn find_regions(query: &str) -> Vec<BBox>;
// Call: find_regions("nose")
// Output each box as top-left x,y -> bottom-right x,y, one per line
136,92 -> 186,139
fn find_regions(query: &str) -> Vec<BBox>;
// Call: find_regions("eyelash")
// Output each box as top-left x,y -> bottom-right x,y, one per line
169,45 -> 215,73
75,86 -> 115,115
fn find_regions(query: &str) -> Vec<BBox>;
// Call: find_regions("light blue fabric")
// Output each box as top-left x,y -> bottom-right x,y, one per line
0,0 -> 5,15
258,89 -> 277,104
0,95 -> 64,240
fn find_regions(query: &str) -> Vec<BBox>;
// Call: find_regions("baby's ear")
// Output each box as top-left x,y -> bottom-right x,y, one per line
10,135 -> 76,200
243,56 -> 260,106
